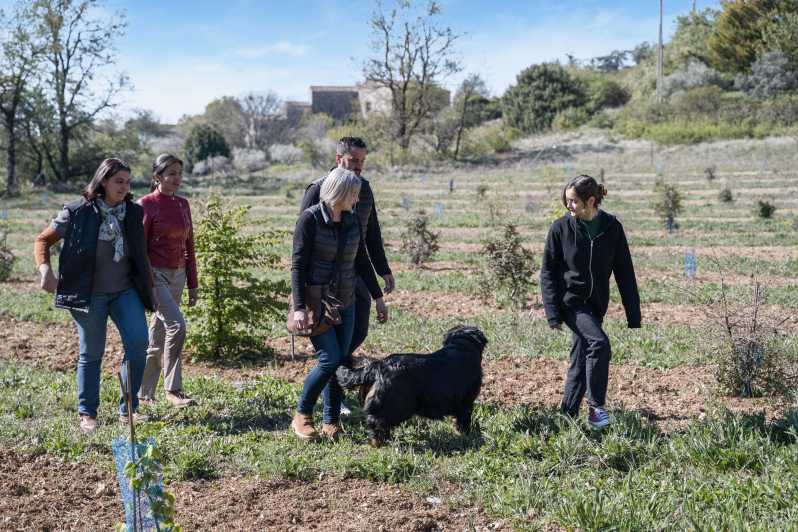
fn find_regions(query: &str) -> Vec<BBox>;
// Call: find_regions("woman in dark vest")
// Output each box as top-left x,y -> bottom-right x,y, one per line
34,158 -> 155,434
290,168 -> 386,441
540,175 -> 641,429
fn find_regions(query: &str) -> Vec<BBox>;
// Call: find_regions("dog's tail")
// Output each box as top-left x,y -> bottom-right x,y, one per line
336,361 -> 377,389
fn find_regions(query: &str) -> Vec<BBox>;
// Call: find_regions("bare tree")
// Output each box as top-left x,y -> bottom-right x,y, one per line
0,2 -> 43,196
35,0 -> 128,181
364,0 -> 461,151
237,91 -> 288,151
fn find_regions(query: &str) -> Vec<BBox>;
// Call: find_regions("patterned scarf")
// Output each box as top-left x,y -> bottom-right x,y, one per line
96,198 -> 126,262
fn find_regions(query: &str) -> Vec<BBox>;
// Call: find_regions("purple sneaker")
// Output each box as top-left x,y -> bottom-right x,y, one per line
588,406 -> 611,429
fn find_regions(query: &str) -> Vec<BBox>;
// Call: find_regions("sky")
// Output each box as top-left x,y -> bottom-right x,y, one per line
7,0 -> 723,123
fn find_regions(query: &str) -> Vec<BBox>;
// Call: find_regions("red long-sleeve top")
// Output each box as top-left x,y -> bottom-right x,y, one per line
139,190 -> 198,289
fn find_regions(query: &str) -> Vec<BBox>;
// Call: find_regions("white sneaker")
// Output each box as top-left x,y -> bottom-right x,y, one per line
587,406 -> 611,429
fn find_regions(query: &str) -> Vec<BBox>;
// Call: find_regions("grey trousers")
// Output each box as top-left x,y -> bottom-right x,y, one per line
139,267 -> 187,398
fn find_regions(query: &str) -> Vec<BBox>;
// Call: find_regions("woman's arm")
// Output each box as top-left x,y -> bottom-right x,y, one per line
539,224 -> 564,328
290,210 -> 316,309
34,226 -> 61,269
183,200 -> 199,291
355,232 -> 383,301
612,223 -> 641,328
34,209 -> 68,293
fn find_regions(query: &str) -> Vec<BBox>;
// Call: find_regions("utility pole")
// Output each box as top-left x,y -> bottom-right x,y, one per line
692,0 -> 697,14
656,0 -> 664,102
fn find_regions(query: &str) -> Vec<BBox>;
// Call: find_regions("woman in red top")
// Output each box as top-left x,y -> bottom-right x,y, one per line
138,154 -> 199,408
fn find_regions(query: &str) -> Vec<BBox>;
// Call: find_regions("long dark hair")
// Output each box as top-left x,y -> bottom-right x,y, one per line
82,158 -> 133,201
561,174 -> 608,208
150,153 -> 183,192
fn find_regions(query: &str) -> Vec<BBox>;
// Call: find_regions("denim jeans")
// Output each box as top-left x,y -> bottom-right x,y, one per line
69,287 -> 149,417
296,304 -> 355,424
560,305 -> 612,417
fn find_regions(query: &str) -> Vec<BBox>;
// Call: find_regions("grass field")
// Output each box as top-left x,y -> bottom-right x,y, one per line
1,131 -> 797,530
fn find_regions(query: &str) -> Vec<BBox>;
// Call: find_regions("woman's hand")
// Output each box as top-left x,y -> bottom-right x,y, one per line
38,264 -> 57,293
187,288 -> 199,307
293,309 -> 310,331
375,297 -> 389,323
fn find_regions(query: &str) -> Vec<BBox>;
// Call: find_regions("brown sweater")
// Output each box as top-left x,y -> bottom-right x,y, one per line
33,226 -> 61,267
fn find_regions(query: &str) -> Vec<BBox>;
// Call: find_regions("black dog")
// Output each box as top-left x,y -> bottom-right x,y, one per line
336,325 -> 488,446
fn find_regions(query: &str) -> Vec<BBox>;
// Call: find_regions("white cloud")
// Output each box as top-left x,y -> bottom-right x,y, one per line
234,41 -> 309,59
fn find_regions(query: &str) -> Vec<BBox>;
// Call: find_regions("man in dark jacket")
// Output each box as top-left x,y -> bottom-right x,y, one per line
540,175 -> 640,429
299,137 -> 393,359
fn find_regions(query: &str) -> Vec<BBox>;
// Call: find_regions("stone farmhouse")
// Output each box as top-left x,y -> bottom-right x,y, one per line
283,82 -> 450,124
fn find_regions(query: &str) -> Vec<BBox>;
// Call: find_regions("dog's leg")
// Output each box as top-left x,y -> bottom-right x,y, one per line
455,406 -> 474,434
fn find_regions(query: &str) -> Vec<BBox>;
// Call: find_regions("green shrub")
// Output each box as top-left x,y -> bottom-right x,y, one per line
400,212 -> 439,266
707,280 -> 796,398
170,449 -> 217,480
185,195 -> 288,361
645,120 -> 754,145
552,107 -> 590,131
502,62 -> 587,132
184,123 -> 231,173
588,110 -> 615,129
704,165 -> 717,181
458,121 -> 518,159
477,224 -> 536,310
652,180 -> 684,232
718,187 -> 734,203
586,78 -> 630,112
756,199 -> 776,219
0,220 -> 15,282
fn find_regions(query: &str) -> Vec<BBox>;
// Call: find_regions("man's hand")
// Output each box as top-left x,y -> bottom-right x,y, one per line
187,288 -> 199,307
382,274 -> 395,295
293,309 -> 310,331
375,297 -> 389,323
38,264 -> 57,293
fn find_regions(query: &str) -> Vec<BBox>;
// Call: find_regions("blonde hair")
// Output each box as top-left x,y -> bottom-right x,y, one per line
320,168 -> 361,208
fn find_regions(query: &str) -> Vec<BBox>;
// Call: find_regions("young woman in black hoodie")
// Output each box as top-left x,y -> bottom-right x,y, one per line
540,175 -> 641,429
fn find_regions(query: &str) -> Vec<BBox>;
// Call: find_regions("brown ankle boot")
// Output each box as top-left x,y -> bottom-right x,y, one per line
321,423 -> 341,441
291,413 -> 318,440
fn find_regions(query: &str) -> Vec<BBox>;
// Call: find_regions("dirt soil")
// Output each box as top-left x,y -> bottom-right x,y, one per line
0,450 -> 504,531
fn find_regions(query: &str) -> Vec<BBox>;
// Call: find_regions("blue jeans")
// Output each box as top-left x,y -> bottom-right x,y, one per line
69,287 -> 149,417
296,304 -> 355,424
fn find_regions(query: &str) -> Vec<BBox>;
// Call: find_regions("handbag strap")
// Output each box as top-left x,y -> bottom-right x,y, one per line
328,215 -> 348,290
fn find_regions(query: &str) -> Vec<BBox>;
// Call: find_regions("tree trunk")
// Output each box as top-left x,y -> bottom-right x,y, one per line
5,119 -> 17,196
59,119 -> 69,182
454,96 -> 470,160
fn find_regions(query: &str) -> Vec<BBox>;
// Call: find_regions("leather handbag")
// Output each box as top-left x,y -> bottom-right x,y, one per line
287,284 -> 343,337
287,214 -> 347,337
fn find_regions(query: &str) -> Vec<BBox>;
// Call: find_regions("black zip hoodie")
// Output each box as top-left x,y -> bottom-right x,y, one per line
540,210 -> 641,328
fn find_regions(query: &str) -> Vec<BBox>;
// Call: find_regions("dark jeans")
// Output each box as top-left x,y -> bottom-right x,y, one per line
297,304 -> 355,424
560,305 -> 612,417
69,287 -> 149,417
348,276 -> 372,358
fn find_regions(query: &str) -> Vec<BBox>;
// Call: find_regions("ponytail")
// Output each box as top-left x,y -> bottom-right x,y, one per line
562,175 -> 607,207
150,153 -> 183,193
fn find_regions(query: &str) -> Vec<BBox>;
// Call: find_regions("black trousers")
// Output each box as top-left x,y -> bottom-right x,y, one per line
560,305 -> 612,417
348,276 -> 372,358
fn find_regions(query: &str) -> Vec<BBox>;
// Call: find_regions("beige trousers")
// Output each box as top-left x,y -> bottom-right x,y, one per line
140,267 -> 186,398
